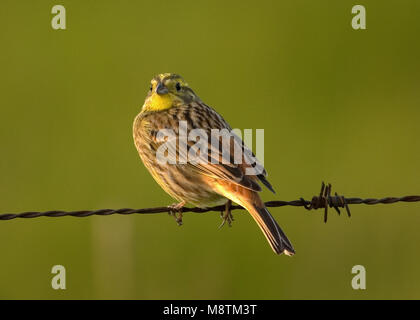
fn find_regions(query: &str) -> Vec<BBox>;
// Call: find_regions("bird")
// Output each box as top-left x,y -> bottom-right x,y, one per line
133,73 -> 295,255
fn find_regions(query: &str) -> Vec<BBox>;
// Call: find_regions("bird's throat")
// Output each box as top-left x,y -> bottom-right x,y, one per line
143,93 -> 173,111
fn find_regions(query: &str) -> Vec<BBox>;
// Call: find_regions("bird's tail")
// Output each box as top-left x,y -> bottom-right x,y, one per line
212,182 -> 295,255
245,203 -> 295,256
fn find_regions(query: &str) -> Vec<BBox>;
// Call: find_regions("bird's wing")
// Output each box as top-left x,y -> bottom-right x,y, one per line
187,130 -> 265,192
148,102 -> 274,193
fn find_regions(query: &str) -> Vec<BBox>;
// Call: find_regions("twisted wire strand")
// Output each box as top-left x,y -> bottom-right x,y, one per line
0,183 -> 419,221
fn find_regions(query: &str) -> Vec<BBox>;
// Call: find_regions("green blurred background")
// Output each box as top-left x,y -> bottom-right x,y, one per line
0,0 -> 419,299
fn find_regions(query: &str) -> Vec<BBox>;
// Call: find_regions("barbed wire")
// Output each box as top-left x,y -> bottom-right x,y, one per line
0,182 -> 419,222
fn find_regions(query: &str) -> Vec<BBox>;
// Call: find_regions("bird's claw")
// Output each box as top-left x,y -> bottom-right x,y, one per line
219,200 -> 234,229
168,202 -> 185,226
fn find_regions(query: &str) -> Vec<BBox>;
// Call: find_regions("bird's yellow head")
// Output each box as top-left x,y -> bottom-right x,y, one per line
142,73 -> 199,112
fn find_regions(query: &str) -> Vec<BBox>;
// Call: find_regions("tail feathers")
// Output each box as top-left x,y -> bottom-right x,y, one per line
248,205 -> 295,256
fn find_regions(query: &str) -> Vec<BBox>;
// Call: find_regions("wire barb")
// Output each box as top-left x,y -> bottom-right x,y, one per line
0,182 -> 419,221
301,182 -> 351,223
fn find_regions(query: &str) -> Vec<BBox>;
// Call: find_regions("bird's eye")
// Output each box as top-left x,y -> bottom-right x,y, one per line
150,85 -> 153,91
175,82 -> 181,91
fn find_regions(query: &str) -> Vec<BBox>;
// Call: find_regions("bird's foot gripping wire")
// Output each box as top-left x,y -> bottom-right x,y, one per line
219,200 -> 234,229
168,201 -> 185,226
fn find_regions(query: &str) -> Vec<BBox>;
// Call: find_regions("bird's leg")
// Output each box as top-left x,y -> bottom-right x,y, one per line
168,201 -> 185,226
219,200 -> 233,229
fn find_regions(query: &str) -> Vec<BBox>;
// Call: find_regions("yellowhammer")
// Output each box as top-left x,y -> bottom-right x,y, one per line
133,73 -> 295,255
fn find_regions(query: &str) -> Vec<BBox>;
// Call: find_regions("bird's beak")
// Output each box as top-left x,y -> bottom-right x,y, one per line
156,82 -> 169,95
